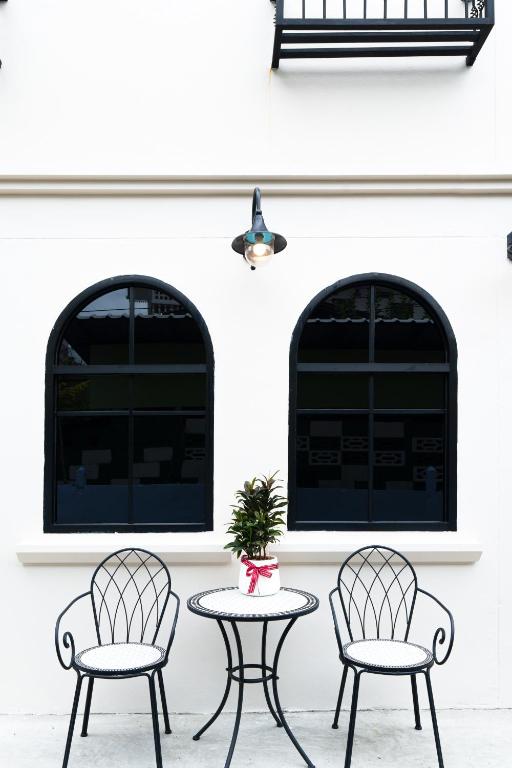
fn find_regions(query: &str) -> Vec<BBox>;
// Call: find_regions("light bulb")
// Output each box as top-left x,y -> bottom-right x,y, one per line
243,232 -> 275,268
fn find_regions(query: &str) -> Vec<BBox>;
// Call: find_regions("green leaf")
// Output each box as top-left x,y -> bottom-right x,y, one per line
225,471 -> 287,556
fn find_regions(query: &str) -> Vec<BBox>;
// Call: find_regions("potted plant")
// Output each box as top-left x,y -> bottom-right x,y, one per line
225,472 -> 287,596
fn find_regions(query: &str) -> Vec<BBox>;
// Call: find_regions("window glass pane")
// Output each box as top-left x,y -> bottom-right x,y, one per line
375,287 -> 445,363
133,287 -> 206,364
373,415 -> 444,523
57,376 -> 130,411
374,374 -> 445,410
57,374 -> 207,411
58,289 -> 130,365
132,416 -> 206,523
55,416 -> 129,524
298,286 -> 370,363
297,374 -> 368,409
133,374 -> 206,411
295,415 -> 369,522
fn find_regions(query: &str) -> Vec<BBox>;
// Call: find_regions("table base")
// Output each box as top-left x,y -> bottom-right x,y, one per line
192,617 -> 315,768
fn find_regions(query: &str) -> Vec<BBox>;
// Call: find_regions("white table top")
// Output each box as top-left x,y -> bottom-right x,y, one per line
188,587 -> 319,621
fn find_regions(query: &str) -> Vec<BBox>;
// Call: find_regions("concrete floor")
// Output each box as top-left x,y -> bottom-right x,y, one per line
0,710 -> 510,768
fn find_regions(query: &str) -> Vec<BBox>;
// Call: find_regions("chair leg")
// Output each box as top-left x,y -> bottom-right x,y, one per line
425,670 -> 444,768
411,674 -> 422,731
344,672 -> 361,768
148,674 -> 163,768
62,674 -> 83,768
332,665 -> 348,729
81,677 -> 94,737
157,669 -> 172,735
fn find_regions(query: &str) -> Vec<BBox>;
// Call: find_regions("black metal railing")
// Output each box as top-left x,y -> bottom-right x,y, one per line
272,0 -> 494,67
0,0 -> 7,70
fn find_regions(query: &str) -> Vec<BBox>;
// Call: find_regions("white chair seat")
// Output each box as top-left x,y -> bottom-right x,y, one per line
343,639 -> 432,671
75,643 -> 166,673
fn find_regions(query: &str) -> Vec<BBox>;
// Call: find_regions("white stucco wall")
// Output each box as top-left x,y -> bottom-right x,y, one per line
0,0 -> 510,176
0,191 -> 511,714
0,0 -> 511,717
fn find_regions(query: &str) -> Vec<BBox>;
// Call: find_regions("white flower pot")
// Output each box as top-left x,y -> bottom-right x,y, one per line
238,556 -> 280,597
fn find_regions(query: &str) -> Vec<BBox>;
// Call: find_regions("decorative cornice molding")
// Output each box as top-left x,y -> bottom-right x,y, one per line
1,174 -> 512,198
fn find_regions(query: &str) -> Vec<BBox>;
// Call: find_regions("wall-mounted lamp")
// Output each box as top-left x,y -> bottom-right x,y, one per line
508,232 -> 512,261
231,187 -> 287,270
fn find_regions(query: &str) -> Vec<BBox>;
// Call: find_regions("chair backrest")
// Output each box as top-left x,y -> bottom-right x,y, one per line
91,548 -> 172,646
337,545 -> 418,642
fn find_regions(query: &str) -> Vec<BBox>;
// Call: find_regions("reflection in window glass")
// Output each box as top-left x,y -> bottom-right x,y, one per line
374,374 -> 445,410
59,289 -> 130,365
56,416 -> 129,524
132,374 -> 206,410
132,416 -> 206,523
375,287 -> 445,362
133,288 -> 206,364
298,286 -> 370,363
373,415 -> 444,523
57,376 -> 130,411
296,415 -> 369,523
297,374 -> 368,409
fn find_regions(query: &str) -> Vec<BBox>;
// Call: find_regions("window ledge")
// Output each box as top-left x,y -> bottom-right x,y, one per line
16,532 -> 481,565
273,532 -> 482,564
16,534 -> 231,565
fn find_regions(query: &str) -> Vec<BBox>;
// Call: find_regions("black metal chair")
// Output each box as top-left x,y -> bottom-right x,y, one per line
329,545 -> 454,768
55,548 -> 180,768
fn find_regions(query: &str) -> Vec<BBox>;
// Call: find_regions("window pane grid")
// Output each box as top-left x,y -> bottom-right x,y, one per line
368,373 -> 374,522
53,365 -> 208,374
47,280 -> 213,532
297,409 -> 447,414
291,278 -> 454,531
297,364 -> 450,372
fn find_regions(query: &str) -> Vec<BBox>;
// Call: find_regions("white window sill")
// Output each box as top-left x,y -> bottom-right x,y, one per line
16,532 -> 481,565
273,532 -> 482,564
16,533 -> 231,565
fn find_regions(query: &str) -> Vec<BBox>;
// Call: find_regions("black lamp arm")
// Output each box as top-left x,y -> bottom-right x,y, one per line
252,187 -> 262,220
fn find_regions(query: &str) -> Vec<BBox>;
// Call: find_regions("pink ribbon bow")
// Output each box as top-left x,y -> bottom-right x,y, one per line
241,556 -> 279,594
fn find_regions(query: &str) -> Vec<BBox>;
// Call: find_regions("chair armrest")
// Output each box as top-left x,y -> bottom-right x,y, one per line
163,589 -> 180,662
329,587 -> 347,662
417,587 -> 455,666
55,592 -> 91,671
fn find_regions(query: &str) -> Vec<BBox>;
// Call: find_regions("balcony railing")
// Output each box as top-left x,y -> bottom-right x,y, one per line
271,0 -> 494,68
0,0 -> 7,70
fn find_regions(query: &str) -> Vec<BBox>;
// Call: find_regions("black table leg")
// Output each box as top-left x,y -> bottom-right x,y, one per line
193,620 -> 233,741
262,620 -> 283,727
271,617 -> 316,768
224,622 -> 244,768
192,612 -> 316,768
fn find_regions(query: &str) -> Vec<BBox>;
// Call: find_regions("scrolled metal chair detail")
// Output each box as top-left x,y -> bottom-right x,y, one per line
329,545 -> 454,768
55,548 -> 180,768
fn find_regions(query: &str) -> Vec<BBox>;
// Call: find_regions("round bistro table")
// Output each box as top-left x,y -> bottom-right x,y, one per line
187,586 -> 319,768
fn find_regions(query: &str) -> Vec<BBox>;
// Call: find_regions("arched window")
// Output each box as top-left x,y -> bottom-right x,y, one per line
44,276 -> 214,532
289,274 -> 457,531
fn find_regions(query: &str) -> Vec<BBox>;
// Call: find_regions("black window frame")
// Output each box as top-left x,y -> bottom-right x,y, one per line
44,275 -> 214,533
288,273 -> 457,532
